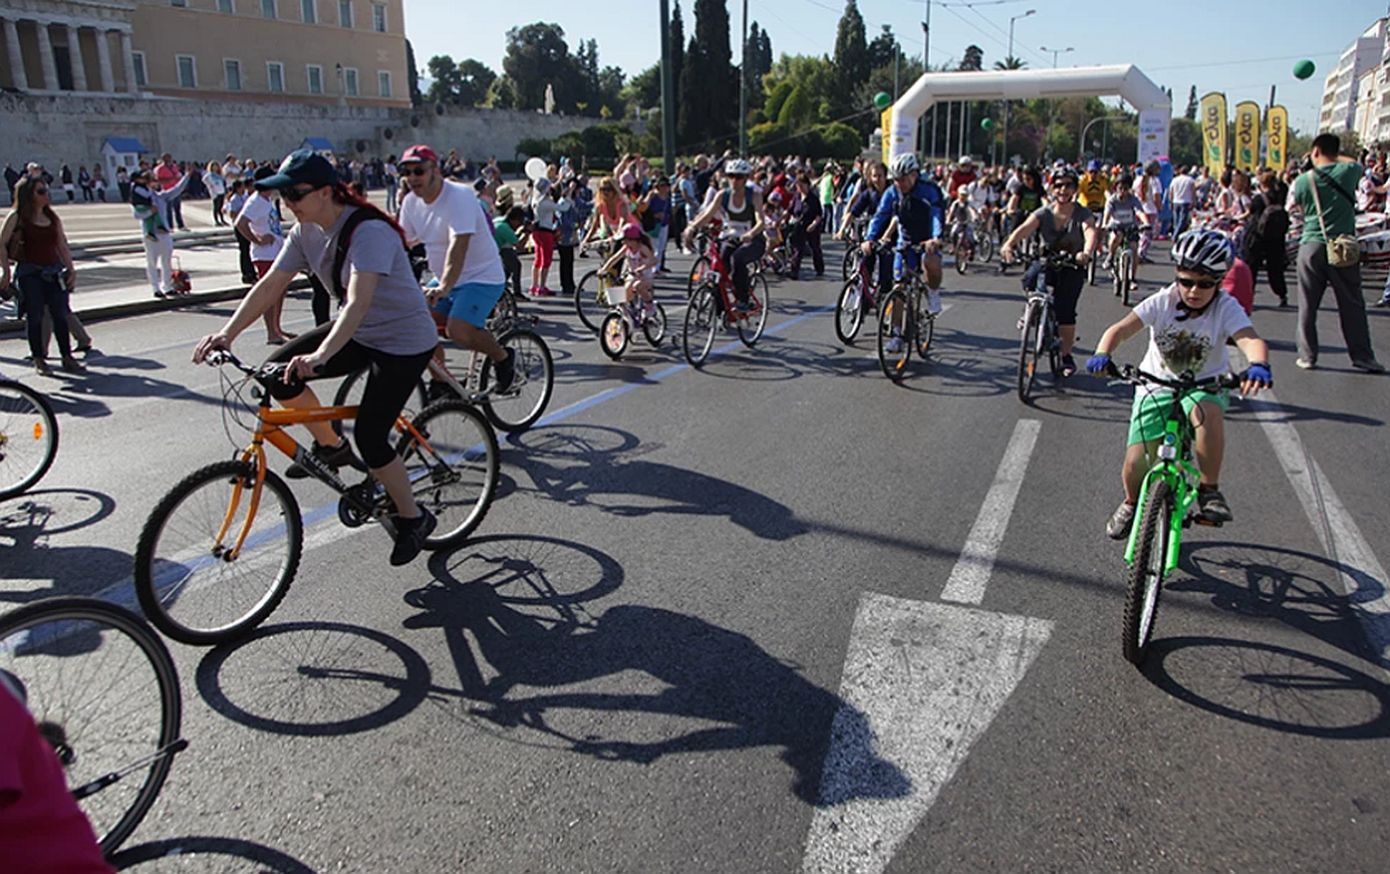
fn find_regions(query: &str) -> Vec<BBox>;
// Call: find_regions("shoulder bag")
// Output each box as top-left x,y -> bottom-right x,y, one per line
1307,170 -> 1360,268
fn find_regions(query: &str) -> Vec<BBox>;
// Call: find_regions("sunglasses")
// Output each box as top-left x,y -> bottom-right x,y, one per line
402,166 -> 431,177
280,185 -> 322,203
1053,182 -> 1077,191
34,187 -> 49,195
1176,276 -> 1219,290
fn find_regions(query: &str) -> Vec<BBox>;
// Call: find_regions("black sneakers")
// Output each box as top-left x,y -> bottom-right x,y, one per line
286,439 -> 358,480
493,349 -> 517,394
389,508 -> 437,566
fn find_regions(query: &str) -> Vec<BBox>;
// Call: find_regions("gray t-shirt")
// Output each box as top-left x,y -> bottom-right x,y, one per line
1031,205 -> 1093,255
272,206 -> 438,356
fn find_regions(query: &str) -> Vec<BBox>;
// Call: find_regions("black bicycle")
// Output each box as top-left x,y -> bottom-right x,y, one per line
0,374 -> 59,500
1016,253 -> 1079,402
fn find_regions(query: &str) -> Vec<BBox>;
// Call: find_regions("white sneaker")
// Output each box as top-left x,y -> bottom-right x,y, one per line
885,332 -> 904,354
926,289 -> 943,315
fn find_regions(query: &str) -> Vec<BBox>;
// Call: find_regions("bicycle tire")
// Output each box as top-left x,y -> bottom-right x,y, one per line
954,243 -> 970,275
1016,301 -> 1041,402
914,290 -> 935,359
977,231 -> 996,263
737,271 -> 770,347
600,312 -> 628,360
841,247 -> 858,283
1044,309 -> 1062,379
479,327 -> 554,433
1123,479 -> 1173,665
398,399 -> 498,549
876,288 -> 911,382
642,302 -> 668,347
0,378 -> 59,501
834,278 -> 866,345
331,370 -> 429,441
574,269 -> 614,333
682,284 -> 719,368
1119,250 -> 1134,307
0,597 -> 183,855
135,460 -> 303,646
1087,253 -> 1098,287
686,256 -> 711,299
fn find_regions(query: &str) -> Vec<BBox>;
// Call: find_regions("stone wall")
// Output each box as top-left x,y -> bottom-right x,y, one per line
0,92 -> 596,177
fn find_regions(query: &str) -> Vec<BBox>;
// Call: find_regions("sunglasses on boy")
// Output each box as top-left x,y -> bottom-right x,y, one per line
1175,275 -> 1220,290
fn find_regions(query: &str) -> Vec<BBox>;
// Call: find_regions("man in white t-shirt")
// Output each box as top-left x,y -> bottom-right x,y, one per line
235,166 -> 292,343
1167,167 -> 1197,236
396,144 -> 514,392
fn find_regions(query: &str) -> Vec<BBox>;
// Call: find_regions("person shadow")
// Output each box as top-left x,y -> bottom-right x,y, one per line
0,489 -> 128,603
403,553 -> 909,807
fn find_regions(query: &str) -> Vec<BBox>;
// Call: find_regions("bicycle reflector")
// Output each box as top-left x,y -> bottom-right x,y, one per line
1158,433 -> 1178,460
33,421 -> 44,440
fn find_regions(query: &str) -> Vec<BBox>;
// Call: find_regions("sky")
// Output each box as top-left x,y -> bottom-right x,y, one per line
406,0 -> 1389,135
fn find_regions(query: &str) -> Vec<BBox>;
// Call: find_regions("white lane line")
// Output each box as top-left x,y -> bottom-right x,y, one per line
1248,392 -> 1390,667
939,418 -> 1042,604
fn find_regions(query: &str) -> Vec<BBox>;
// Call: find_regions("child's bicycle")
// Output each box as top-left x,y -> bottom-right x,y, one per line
950,225 -> 976,275
1105,225 -> 1142,305
0,372 -> 59,501
133,350 -> 499,646
600,284 -> 669,360
574,238 -> 622,332
1104,362 -> 1251,666
834,239 -> 886,345
682,233 -> 771,368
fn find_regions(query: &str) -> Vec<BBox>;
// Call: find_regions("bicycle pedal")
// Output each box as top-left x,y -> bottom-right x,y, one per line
1195,516 -> 1223,528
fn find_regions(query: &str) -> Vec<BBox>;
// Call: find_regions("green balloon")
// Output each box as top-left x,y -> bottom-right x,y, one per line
874,91 -> 892,110
980,118 -> 994,131
1293,59 -> 1315,80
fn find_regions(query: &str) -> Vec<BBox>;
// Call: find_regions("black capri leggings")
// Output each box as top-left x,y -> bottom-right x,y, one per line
265,323 -> 433,469
1024,263 -> 1086,326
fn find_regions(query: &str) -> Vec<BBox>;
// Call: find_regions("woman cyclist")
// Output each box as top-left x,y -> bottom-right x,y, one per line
192,150 -> 442,567
682,159 -> 766,312
581,177 -> 633,252
1000,167 -> 1099,377
1004,167 -> 1044,244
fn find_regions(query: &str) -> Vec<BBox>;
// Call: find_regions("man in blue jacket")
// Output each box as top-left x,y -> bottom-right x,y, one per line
862,152 -> 945,352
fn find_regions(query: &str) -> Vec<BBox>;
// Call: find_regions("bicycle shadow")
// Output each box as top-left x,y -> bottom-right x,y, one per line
109,835 -> 317,872
0,489 -> 128,603
504,424 -> 808,541
405,547 -> 910,807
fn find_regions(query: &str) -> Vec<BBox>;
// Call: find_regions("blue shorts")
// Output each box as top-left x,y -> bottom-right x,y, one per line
893,245 -> 940,282
432,282 -> 504,329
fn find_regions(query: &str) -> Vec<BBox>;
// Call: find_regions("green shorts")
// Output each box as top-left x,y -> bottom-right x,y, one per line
1127,390 -> 1228,446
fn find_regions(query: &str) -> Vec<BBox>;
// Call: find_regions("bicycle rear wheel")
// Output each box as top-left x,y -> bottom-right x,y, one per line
682,284 -> 719,367
479,327 -> 554,433
0,597 -> 183,854
1016,301 -> 1041,402
135,460 -> 303,646
1123,479 -> 1173,665
642,302 -> 669,346
398,400 -> 498,549
0,378 -> 59,501
737,271 -> 770,347
331,369 -> 429,441
834,278 -> 866,345
876,289 -> 911,382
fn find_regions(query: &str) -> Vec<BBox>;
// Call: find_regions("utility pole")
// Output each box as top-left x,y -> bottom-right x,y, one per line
1002,8 -> 1035,166
659,0 -> 675,174
920,0 -> 931,156
739,0 -> 748,156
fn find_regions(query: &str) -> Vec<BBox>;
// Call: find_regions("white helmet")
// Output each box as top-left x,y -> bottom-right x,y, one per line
890,152 -> 920,179
725,158 -> 753,176
1172,228 -> 1233,275
959,154 -> 973,164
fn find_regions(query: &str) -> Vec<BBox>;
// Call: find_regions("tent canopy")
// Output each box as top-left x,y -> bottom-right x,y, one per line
101,137 -> 147,154
301,137 -> 335,152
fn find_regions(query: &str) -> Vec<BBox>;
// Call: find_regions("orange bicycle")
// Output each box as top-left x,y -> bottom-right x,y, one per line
133,350 -> 499,645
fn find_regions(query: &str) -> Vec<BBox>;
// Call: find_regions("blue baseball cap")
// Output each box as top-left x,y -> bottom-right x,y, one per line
255,149 -> 338,191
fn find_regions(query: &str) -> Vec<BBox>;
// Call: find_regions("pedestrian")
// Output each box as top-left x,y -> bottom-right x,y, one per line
225,180 -> 256,283
1243,170 -> 1290,308
204,161 -> 228,226
1137,162 -> 1162,262
77,166 -> 94,202
555,179 -> 581,295
59,165 -> 75,202
0,176 -> 84,375
788,173 -> 825,280
1291,133 -> 1384,372
116,165 -> 130,203
493,205 -> 528,299
223,154 -> 242,186
528,177 -> 558,296
154,154 -> 187,230
384,154 -> 399,213
129,167 -> 188,299
236,167 -> 293,343
91,165 -> 107,202
1168,165 -> 1196,236
2,164 -> 18,203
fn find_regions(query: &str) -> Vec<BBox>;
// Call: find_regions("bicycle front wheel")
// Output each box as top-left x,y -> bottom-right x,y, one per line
1123,479 -> 1174,665
876,289 -> 911,381
683,284 -> 719,367
687,256 -> 711,299
399,400 -> 498,549
737,271 -> 770,347
480,328 -> 554,433
135,460 -> 303,646
1016,301 -> 1041,402
841,247 -> 859,283
0,378 -> 59,501
0,597 -> 183,855
1119,250 -> 1134,307
574,270 -> 612,333
835,278 -> 866,345
600,311 -> 629,360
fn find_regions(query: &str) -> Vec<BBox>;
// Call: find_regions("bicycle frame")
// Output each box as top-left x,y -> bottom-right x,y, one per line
1123,394 -> 1203,572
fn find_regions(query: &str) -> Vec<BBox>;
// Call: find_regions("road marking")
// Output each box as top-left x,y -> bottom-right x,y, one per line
1248,392 -> 1390,667
940,419 -> 1041,604
803,593 -> 1052,874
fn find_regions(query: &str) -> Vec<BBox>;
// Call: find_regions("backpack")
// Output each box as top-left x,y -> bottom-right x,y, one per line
330,208 -> 407,302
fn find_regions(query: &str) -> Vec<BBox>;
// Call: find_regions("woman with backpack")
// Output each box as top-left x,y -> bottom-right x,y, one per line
1242,170 -> 1290,308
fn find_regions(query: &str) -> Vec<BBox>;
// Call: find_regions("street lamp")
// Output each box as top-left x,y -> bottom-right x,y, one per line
1040,46 -> 1073,68
1001,9 -> 1035,166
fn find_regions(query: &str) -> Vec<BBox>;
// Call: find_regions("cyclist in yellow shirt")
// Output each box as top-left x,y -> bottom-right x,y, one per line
1078,160 -> 1110,212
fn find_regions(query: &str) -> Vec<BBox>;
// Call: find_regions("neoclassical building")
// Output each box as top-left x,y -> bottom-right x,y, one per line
1,0 -> 141,95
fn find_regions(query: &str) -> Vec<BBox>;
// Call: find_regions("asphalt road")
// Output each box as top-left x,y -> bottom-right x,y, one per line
3,240 -> 1388,873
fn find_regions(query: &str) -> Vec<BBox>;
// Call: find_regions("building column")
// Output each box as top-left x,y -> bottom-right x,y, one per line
95,27 -> 113,92
34,21 -> 58,91
3,18 -> 27,90
65,24 -> 86,91
118,29 -> 136,93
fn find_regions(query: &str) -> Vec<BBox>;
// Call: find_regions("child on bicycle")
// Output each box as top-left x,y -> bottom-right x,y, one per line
946,188 -> 975,249
600,224 -> 657,320
1101,175 -> 1145,289
1086,228 -> 1272,540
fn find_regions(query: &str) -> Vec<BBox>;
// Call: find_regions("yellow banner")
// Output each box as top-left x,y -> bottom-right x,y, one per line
1200,92 -> 1228,177
881,107 -> 894,164
1234,101 -> 1260,173
1265,105 -> 1289,171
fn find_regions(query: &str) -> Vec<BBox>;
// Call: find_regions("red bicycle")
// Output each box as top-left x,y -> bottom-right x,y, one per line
682,234 -> 770,368
834,239 -> 887,345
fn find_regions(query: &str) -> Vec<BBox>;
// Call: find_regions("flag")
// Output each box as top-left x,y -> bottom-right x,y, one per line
1200,92 -> 1228,177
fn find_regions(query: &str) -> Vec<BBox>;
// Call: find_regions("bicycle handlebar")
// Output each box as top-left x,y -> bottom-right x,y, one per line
204,349 -> 297,384
1105,362 -> 1247,392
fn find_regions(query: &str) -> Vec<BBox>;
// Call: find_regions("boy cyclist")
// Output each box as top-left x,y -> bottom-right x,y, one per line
1086,228 -> 1272,539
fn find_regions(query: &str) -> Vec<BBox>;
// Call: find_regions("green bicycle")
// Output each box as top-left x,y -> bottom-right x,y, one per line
1108,363 -> 1248,665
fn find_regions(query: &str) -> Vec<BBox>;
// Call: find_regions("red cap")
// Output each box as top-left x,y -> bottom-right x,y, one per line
622,223 -> 643,240
399,144 -> 439,164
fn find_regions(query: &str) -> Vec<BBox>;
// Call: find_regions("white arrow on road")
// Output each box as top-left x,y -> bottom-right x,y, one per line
803,420 -> 1051,874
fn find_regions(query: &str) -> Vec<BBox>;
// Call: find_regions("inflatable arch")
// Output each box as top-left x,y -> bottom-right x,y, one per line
889,64 -> 1171,165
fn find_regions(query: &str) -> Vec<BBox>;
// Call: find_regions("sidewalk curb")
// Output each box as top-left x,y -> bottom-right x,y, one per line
0,278 -> 309,335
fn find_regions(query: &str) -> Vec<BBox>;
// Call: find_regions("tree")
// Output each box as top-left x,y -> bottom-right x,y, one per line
623,63 -> 662,112
425,55 -> 459,105
669,0 -> 685,133
832,1 -> 869,109
500,22 -> 576,112
575,39 -> 601,115
1185,85 -> 1198,121
868,24 -> 898,71
1169,117 -> 1203,166
959,44 -> 983,72
680,0 -> 735,149
427,56 -> 499,107
406,39 -> 422,106
596,65 -> 626,120
994,56 -> 1027,71
744,22 -> 765,109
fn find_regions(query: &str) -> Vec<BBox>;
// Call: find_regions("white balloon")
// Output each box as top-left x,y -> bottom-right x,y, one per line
525,157 -> 547,181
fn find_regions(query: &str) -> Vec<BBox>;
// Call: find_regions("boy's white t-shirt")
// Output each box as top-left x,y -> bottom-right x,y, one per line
237,193 -> 284,262
398,180 -> 504,286
1133,284 -> 1253,390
